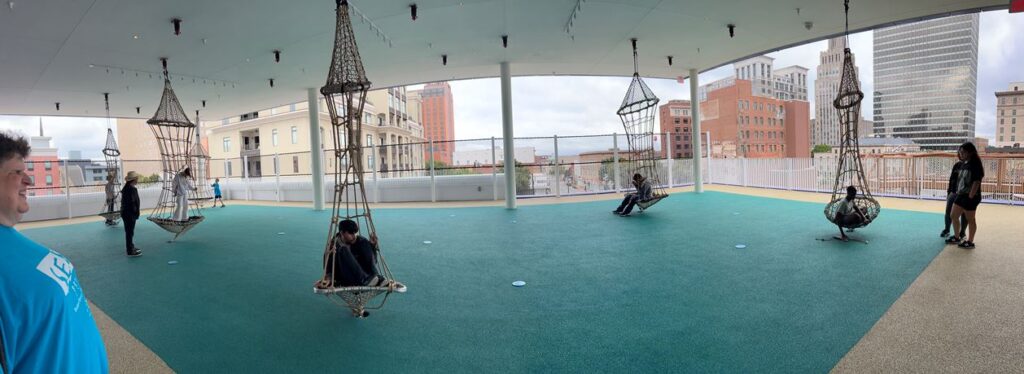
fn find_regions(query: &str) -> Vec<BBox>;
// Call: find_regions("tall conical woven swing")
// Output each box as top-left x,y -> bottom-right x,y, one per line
313,0 -> 405,318
617,39 -> 667,211
98,93 -> 122,224
824,0 -> 880,227
190,110 -> 215,205
146,59 -> 204,241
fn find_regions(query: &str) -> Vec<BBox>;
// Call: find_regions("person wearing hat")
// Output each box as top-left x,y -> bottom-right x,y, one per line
121,171 -> 142,257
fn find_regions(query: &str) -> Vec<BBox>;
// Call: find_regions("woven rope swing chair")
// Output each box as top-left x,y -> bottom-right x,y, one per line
146,59 -> 204,241
98,93 -> 122,225
190,110 -> 215,205
824,0 -> 880,229
313,0 -> 405,318
617,39 -> 668,211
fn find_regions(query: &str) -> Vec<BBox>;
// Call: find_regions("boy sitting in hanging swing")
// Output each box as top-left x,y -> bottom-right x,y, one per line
833,185 -> 870,241
613,173 -> 652,216
316,219 -> 397,289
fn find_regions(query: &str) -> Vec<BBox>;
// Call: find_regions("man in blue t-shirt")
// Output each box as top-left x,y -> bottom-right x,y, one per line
0,131 -> 109,373
211,178 -> 225,208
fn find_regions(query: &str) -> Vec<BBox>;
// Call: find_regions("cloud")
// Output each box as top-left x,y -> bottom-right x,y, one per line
0,115 -> 112,159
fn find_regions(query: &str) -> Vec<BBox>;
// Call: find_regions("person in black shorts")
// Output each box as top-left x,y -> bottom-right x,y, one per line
946,142 -> 984,249
940,153 -> 968,238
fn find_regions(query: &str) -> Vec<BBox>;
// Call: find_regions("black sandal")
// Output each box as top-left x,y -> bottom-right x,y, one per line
945,236 -> 961,244
958,241 -> 975,249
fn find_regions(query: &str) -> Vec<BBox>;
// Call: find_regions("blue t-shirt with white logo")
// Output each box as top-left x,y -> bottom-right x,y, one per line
0,225 -> 109,373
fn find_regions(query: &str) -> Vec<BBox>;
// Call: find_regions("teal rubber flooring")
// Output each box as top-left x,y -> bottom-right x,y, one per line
23,191 -> 945,373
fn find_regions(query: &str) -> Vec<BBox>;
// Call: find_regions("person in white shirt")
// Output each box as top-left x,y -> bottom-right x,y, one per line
832,185 -> 868,241
171,167 -> 196,221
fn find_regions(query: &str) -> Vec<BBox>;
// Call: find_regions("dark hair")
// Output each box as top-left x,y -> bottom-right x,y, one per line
846,185 -> 857,197
0,131 -> 31,163
632,173 -> 642,180
338,219 -> 359,234
958,142 -> 983,168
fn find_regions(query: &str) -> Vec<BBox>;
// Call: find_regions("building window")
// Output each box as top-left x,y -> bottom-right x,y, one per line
223,138 -> 231,152
291,126 -> 298,144
27,162 -> 33,171
293,156 -> 299,173
44,161 -> 51,170
226,161 -> 233,177
240,111 -> 259,121
29,176 -> 35,185
272,129 -> 279,146
46,175 -> 53,185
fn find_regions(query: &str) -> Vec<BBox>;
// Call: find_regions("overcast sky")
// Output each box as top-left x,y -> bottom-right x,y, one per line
1,10 -> 1020,159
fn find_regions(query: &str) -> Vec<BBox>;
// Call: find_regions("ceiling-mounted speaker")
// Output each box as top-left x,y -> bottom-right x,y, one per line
274,50 -> 281,63
502,35 -> 508,48
667,56 -> 673,66
136,107 -> 141,114
172,18 -> 182,36
410,3 -> 417,21
269,78 -> 275,88
202,100 -> 207,108
55,102 -> 60,111
728,24 -> 736,38
442,54 -> 447,66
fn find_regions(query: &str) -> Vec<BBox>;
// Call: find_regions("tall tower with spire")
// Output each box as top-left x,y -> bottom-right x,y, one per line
814,37 -> 860,147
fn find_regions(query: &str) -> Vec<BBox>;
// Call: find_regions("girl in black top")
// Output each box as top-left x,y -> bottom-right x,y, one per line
945,142 -> 984,249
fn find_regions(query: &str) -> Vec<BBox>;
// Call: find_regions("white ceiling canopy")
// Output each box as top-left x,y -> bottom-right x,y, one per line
0,0 -> 1007,120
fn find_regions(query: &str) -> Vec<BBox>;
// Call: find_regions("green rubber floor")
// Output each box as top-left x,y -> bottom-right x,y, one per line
24,191 -> 945,373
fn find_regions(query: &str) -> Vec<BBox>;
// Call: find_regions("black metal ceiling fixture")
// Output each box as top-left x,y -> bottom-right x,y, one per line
442,54 -> 447,66
201,100 -> 206,108
274,50 -> 281,63
269,78 -> 275,88
55,102 -> 60,111
502,35 -> 508,48
728,24 -> 736,38
667,56 -> 673,66
410,3 -> 417,20
136,107 -> 141,114
172,18 -> 182,36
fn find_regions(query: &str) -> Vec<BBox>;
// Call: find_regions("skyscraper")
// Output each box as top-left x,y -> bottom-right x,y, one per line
814,37 -> 860,147
419,82 -> 455,164
872,14 -> 979,151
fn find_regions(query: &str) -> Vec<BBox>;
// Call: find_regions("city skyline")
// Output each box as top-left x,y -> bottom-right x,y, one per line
1,10 -> 1020,159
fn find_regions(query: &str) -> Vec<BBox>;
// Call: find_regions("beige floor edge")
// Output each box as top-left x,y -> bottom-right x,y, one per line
30,186 -> 1024,372
90,301 -> 174,374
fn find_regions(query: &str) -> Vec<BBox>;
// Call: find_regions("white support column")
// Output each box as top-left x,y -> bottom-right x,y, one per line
429,139 -> 436,202
491,136 -> 498,201
689,68 -> 703,193
307,88 -> 325,211
553,135 -> 561,197
613,133 -> 620,192
500,61 -> 516,209
667,133 -> 674,188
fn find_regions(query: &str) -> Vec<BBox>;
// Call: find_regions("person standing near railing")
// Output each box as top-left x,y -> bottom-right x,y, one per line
941,151 -> 968,239
211,178 -> 225,208
121,171 -> 142,257
0,131 -> 109,373
946,142 -> 985,249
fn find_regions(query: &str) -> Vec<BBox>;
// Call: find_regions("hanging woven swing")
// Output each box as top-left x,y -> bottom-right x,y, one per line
98,93 -> 122,225
146,58 -> 204,241
824,0 -> 880,228
313,0 -> 405,318
617,38 -> 668,211
190,110 -> 215,205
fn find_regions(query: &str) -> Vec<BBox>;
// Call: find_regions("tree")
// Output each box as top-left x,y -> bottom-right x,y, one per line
812,144 -> 832,154
425,160 -> 475,175
598,157 -> 616,185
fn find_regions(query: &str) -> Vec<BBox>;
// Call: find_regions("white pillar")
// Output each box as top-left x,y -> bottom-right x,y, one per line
689,68 -> 703,193
307,88 -> 325,211
63,160 -> 71,219
370,139 -> 380,203
242,155 -> 250,201
666,133 -> 674,188
500,62 -> 516,209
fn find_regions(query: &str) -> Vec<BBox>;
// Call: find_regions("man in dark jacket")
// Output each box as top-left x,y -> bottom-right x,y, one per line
121,171 -> 142,257
941,154 -> 968,238
317,219 -> 396,288
613,173 -> 653,216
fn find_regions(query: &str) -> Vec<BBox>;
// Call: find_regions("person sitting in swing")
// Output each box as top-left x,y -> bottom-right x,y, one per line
316,219 -> 396,289
833,186 -> 870,241
613,173 -> 652,217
